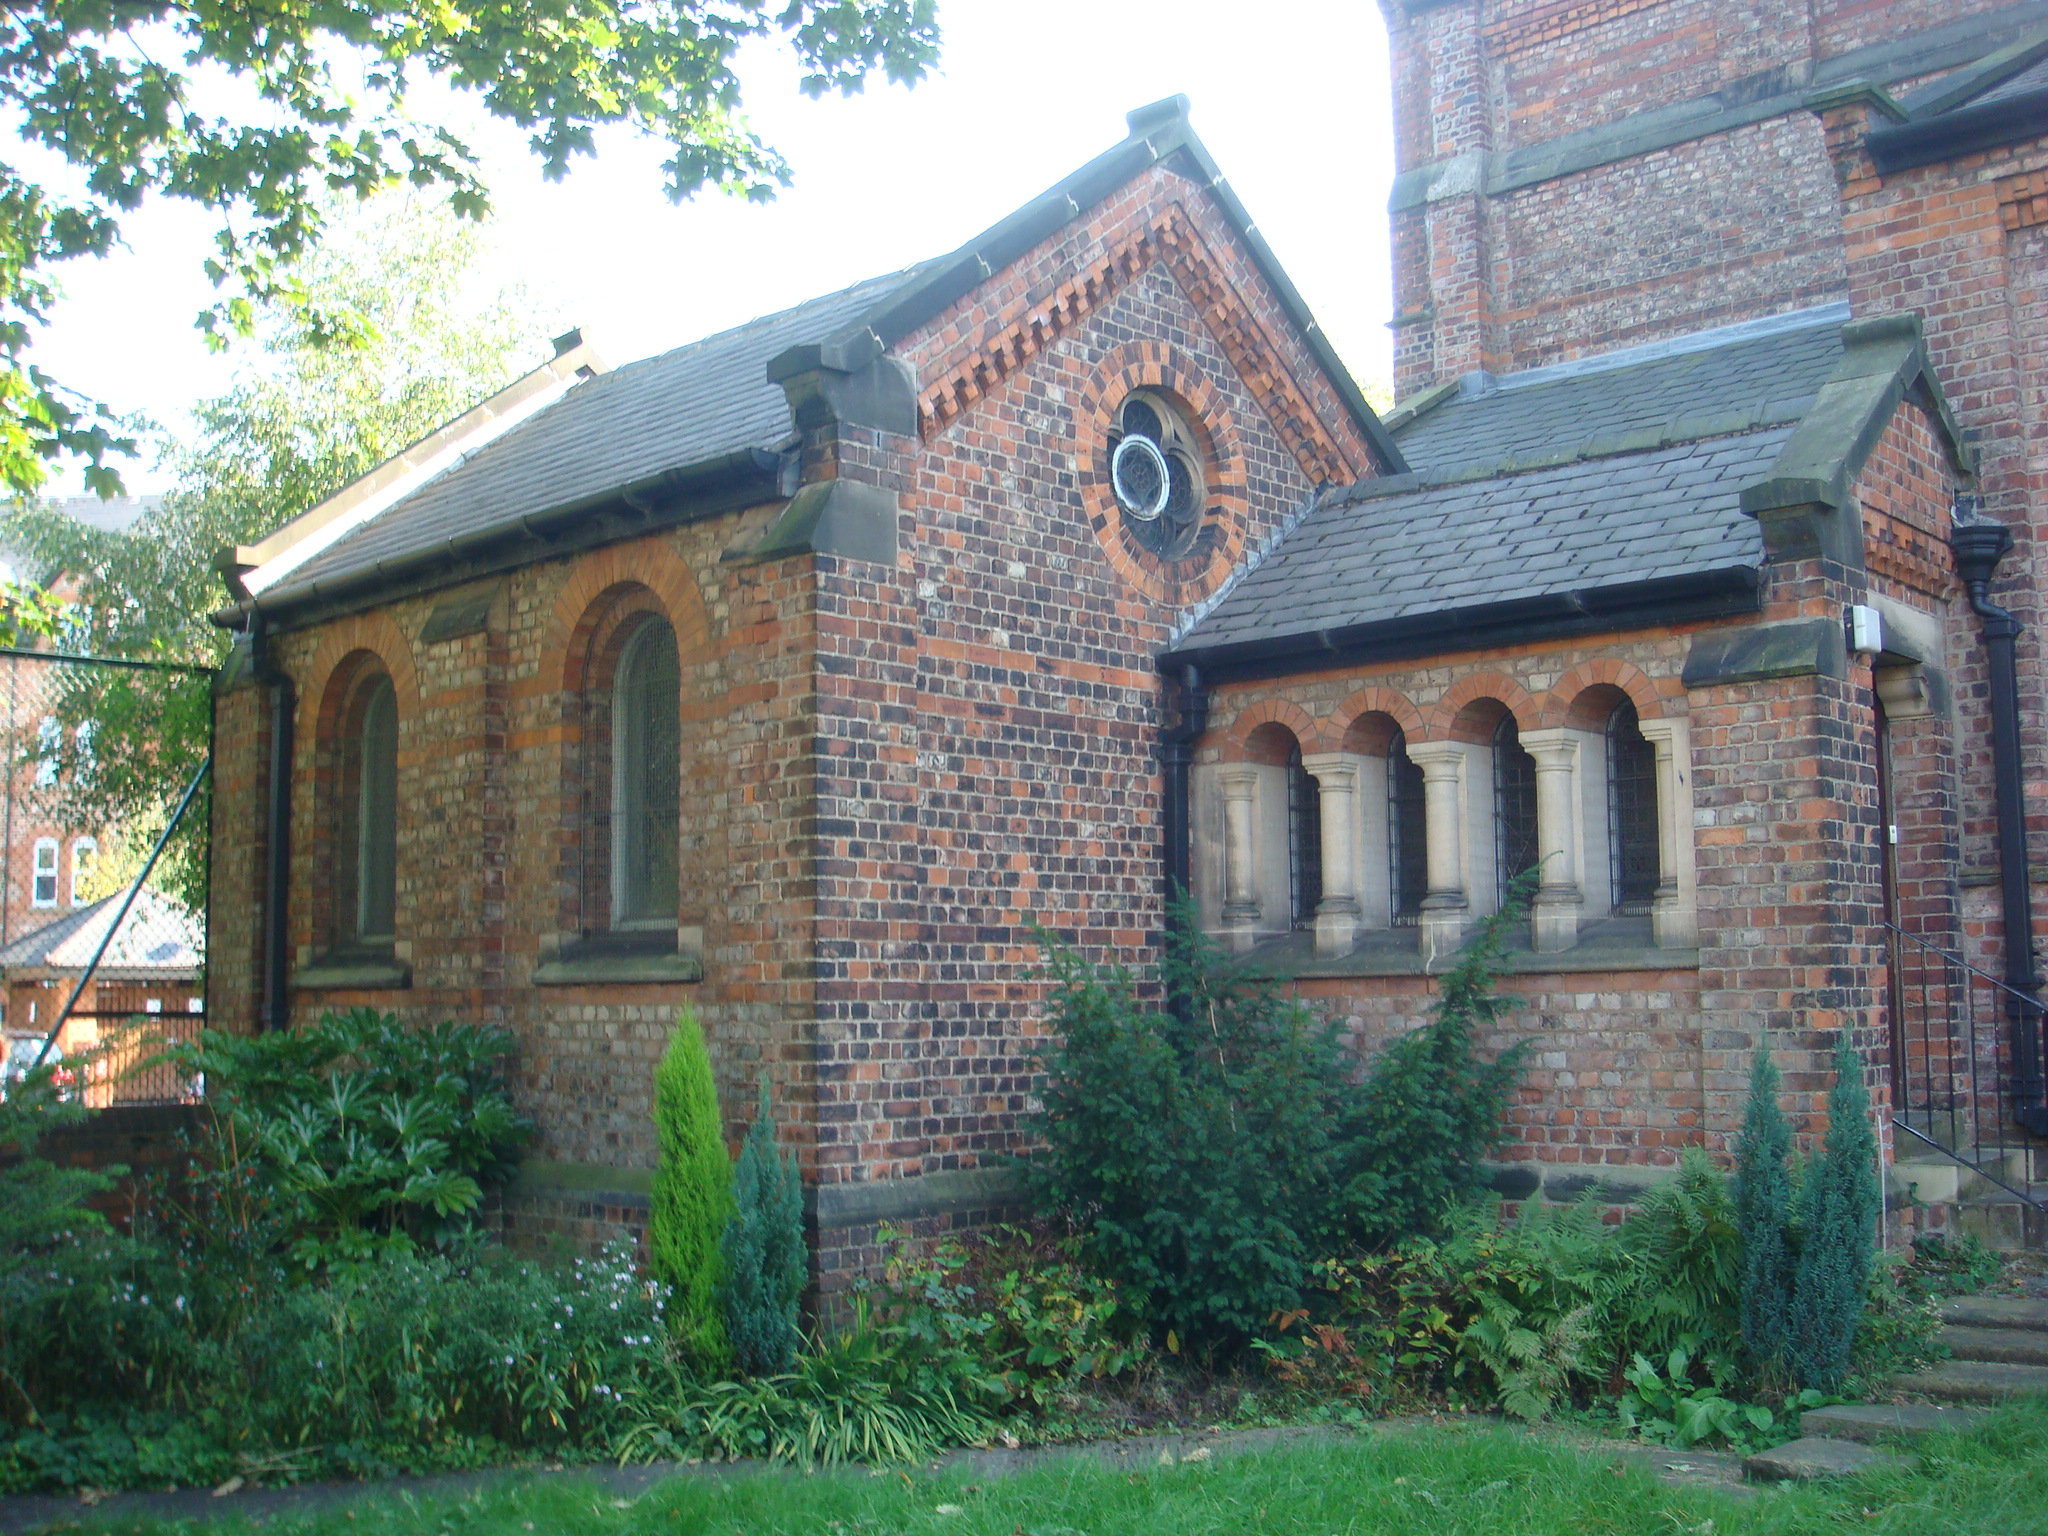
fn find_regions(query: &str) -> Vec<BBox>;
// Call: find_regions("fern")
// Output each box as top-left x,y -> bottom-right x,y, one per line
1615,1149 -> 1741,1364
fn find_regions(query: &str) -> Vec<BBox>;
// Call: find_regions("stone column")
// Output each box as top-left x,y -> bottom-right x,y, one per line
1638,715 -> 1696,948
1406,741 -> 1470,964
1301,752 -> 1361,957
1520,728 -> 1584,952
1218,764 -> 1262,952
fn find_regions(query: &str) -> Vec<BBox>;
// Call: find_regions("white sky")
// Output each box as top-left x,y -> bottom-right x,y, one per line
26,0 -> 1397,494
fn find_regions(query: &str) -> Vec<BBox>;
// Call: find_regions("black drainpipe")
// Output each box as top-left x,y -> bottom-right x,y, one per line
1159,664 -> 1208,918
1951,517 -> 2048,1130
249,605 -> 295,1032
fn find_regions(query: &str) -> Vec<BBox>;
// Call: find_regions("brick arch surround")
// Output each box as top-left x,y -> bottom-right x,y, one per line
1536,658 -> 1676,728
543,535 -> 713,693
301,611 -> 420,742
1334,686 -> 1427,750
1219,697 -> 1320,760
1074,341 -> 1250,607
1427,672 -> 1539,740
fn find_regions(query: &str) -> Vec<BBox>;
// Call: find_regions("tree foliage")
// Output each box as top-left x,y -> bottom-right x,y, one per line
1733,1044 -> 1795,1385
0,196 -> 539,906
721,1081 -> 806,1376
1024,888 -> 1532,1344
0,0 -> 940,497
650,1008 -> 733,1370
1788,1033 -> 1880,1392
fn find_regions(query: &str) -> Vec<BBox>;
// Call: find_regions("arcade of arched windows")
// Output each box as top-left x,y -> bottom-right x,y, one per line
1191,673 -> 1696,965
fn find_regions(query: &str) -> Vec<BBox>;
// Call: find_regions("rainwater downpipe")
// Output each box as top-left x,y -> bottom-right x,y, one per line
1950,516 -> 2047,1121
250,605 -> 295,1032
1159,664 -> 1207,919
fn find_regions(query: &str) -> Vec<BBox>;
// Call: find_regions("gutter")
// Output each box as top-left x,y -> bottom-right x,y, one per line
1165,566 -> 1761,686
1950,519 -> 2048,1132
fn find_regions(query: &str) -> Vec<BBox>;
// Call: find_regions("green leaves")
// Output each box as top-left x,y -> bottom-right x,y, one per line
0,0 -> 940,495
168,1006 -> 533,1274
1024,892 -> 1532,1346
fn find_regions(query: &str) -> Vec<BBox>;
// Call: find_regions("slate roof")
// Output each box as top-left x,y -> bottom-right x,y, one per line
1979,49 -> 2048,101
1394,306 -> 1847,475
267,270 -> 924,600
1171,431 -> 1779,656
1871,25 -> 2048,172
244,97 -> 1400,619
1170,306 -> 1868,666
0,891 -> 203,977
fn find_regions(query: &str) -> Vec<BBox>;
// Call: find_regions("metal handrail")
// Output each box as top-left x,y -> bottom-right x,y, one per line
1882,920 -> 2047,1215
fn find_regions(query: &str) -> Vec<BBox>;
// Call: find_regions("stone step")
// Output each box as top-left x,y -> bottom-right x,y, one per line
1797,1403 -> 1987,1446
1891,1358 -> 2048,1403
1743,1436 -> 1912,1483
1942,1295 -> 2048,1332
1940,1324 -> 2048,1367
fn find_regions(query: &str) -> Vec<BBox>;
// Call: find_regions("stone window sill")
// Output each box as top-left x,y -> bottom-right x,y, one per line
533,952 -> 703,986
1222,923 -> 1698,981
293,954 -> 411,991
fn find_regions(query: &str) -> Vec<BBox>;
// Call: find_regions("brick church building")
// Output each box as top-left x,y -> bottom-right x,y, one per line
207,0 -> 2048,1270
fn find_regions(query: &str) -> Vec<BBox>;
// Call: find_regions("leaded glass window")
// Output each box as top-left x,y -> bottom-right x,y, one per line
1494,714 -> 1538,904
348,674 -> 398,944
611,618 -> 681,928
1287,744 -> 1322,929
1389,730 -> 1427,927
1608,700 -> 1660,913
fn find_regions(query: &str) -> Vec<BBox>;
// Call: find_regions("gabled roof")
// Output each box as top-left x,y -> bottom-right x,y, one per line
0,890 -> 203,979
1867,26 -> 2048,172
231,97 -> 1396,624
1167,307 -> 1972,678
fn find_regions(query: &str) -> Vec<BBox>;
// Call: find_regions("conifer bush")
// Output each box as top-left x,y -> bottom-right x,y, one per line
1733,1044 -> 1795,1386
1789,1033 -> 1880,1392
722,1081 -> 806,1376
1025,887 -> 1532,1343
649,1009 -> 733,1370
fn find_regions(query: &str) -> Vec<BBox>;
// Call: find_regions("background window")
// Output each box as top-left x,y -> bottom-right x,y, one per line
1494,714 -> 1538,903
1607,700 -> 1661,913
611,618 -> 681,928
69,837 -> 95,906
1286,744 -> 1322,929
31,838 -> 57,907
33,717 -> 57,787
340,673 -> 398,947
1388,730 -> 1427,926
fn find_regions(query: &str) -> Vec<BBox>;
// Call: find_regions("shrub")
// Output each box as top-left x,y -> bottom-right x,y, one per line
1024,890 -> 1530,1344
0,1241 -> 676,1492
1789,1032 -> 1880,1392
649,1008 -> 732,1369
1733,1044 -> 1795,1386
170,1008 -> 531,1271
1340,879 -> 1535,1248
721,1082 -> 805,1377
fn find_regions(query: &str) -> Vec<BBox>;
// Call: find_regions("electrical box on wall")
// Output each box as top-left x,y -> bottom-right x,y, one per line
1847,603 -> 1884,656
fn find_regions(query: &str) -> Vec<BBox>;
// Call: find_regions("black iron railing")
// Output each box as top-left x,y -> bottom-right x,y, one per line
1885,921 -> 2048,1210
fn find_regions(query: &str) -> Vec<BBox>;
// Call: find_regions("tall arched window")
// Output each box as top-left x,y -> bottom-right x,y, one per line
1494,713 -> 1538,904
1607,699 -> 1660,913
1286,744 -> 1322,930
1388,729 -> 1427,927
329,671 -> 397,950
339,672 -> 398,949
610,617 -> 681,930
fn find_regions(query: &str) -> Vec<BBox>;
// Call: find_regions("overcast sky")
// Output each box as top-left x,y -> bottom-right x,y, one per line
26,0 -> 1398,494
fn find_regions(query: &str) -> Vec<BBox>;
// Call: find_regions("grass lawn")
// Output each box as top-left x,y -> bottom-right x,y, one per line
48,1400 -> 2048,1536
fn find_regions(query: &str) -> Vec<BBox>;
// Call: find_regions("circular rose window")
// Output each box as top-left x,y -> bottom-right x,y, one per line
1108,391 -> 1205,559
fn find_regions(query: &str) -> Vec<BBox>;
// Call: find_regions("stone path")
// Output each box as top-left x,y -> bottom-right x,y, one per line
1745,1291 -> 2048,1483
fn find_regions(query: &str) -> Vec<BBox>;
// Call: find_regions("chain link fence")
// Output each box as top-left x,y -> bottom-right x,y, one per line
0,648 -> 212,1106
